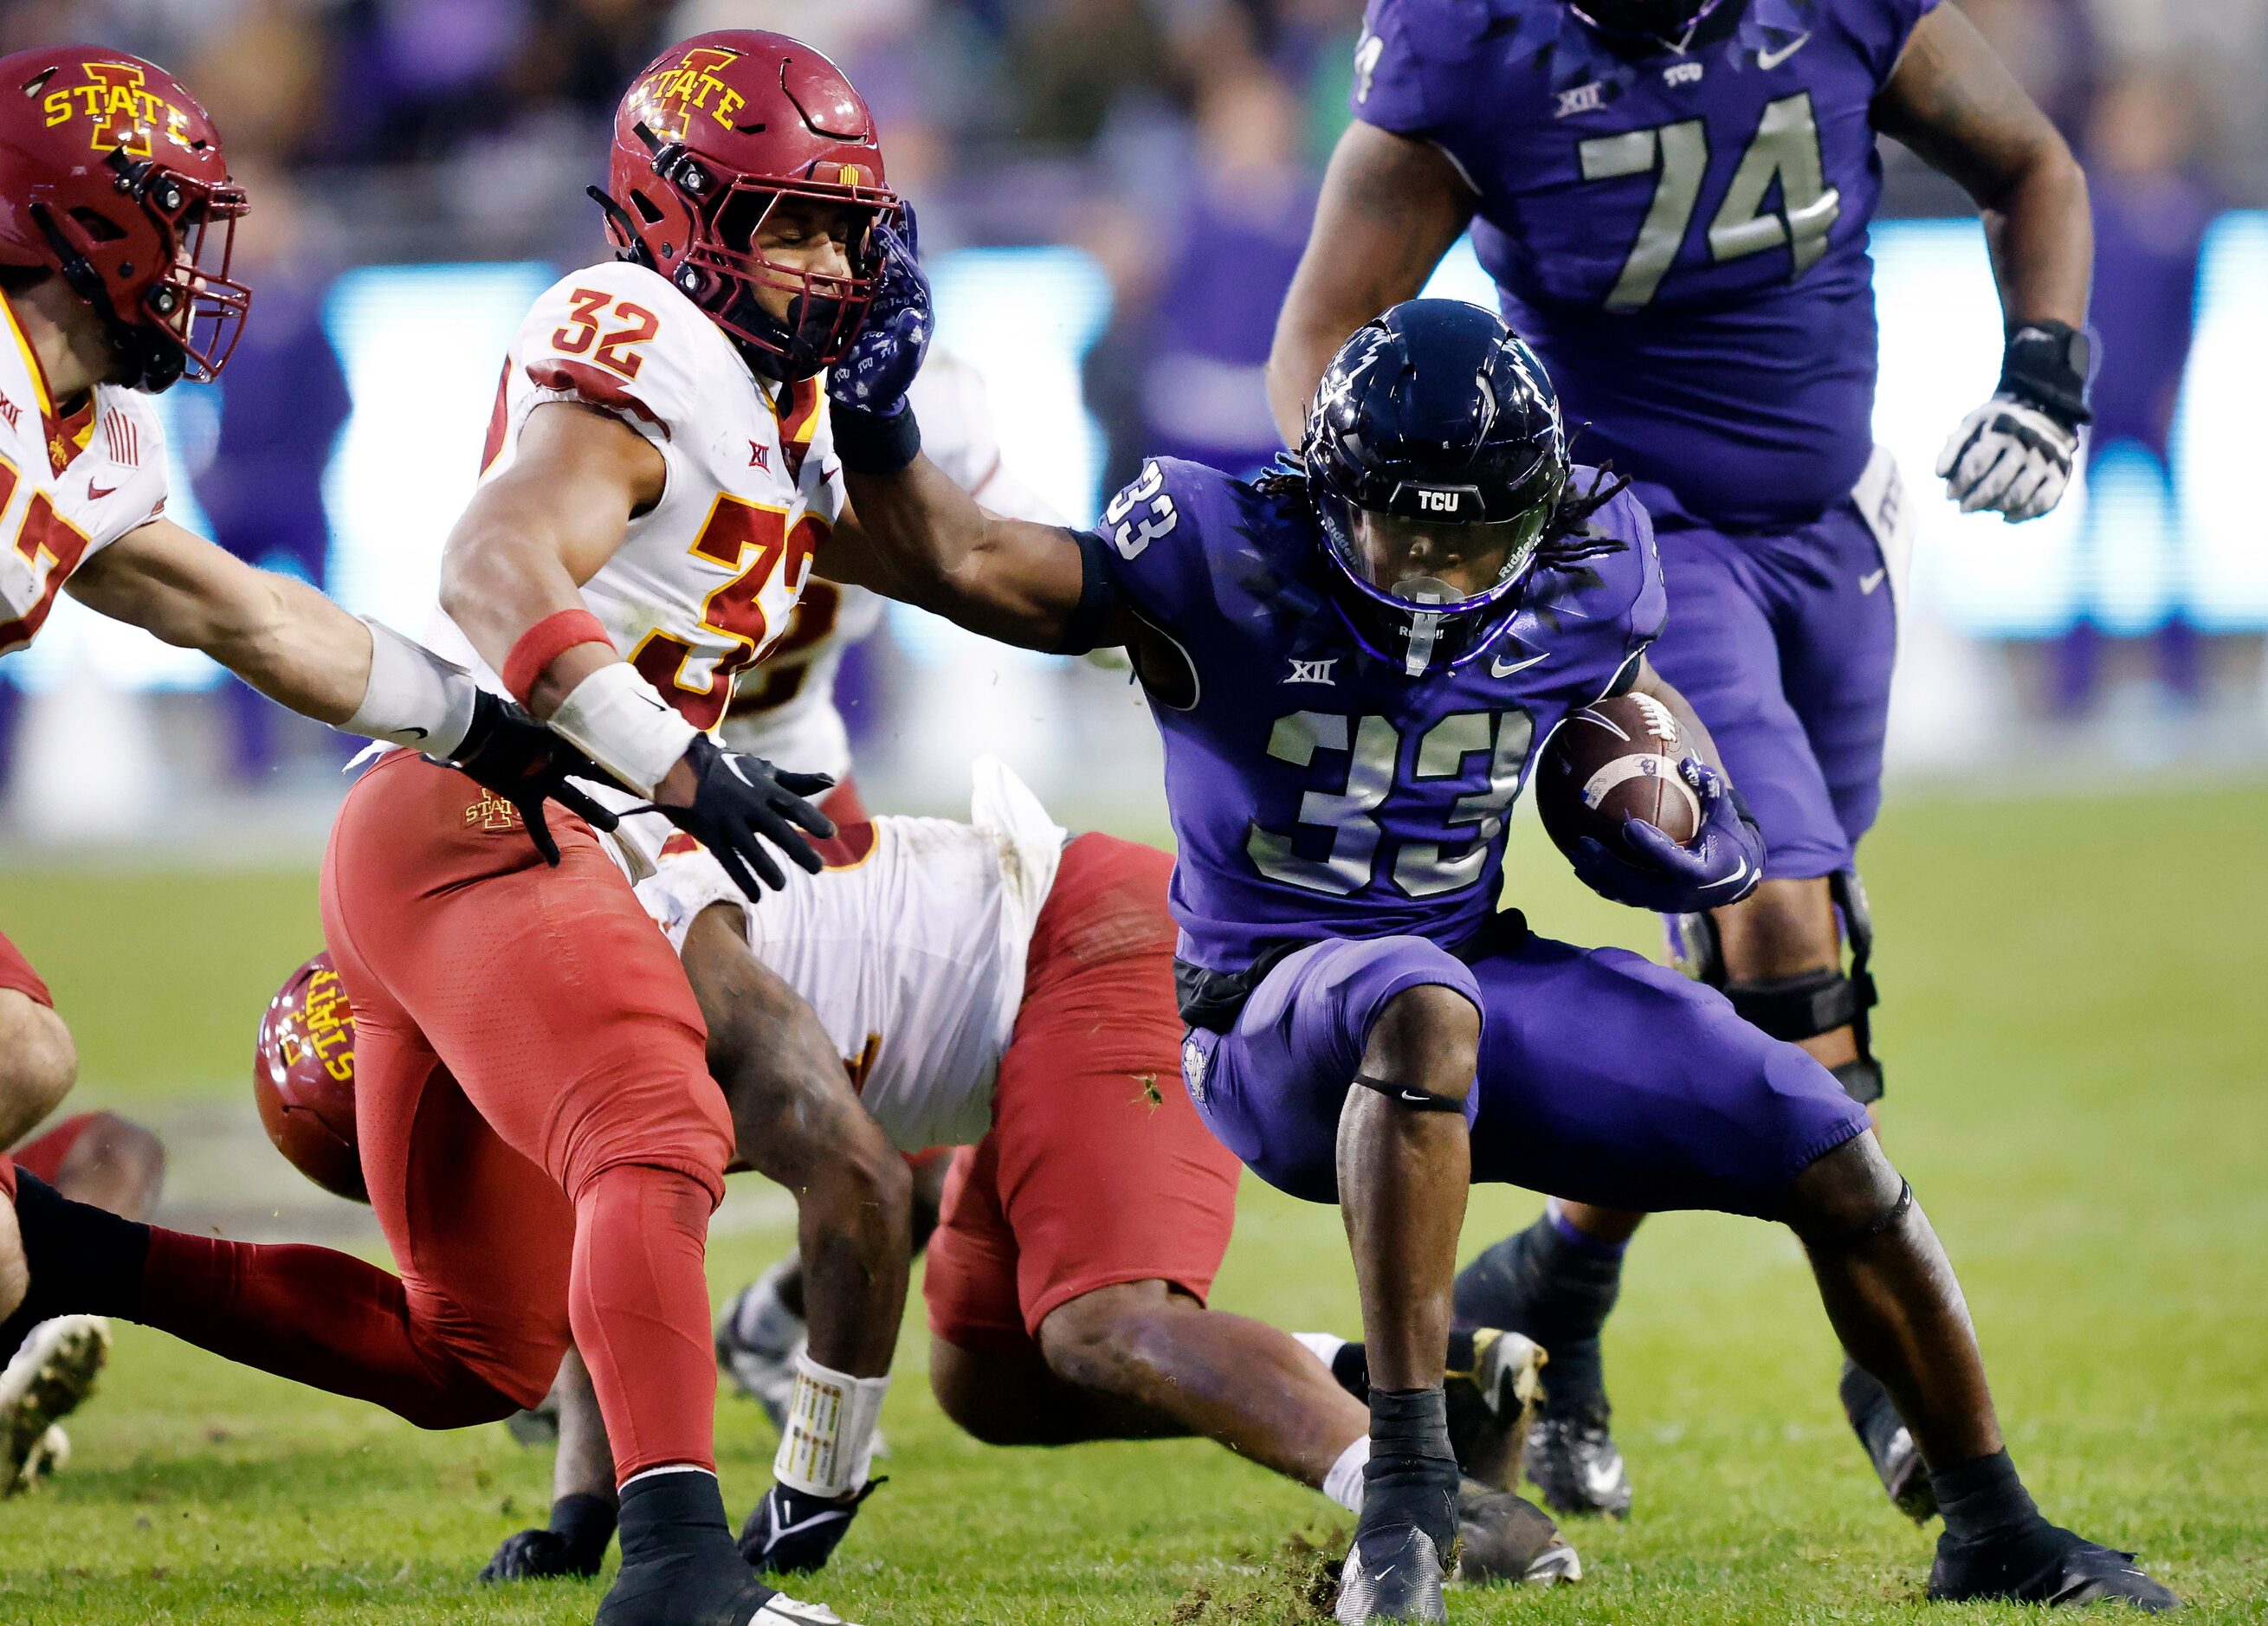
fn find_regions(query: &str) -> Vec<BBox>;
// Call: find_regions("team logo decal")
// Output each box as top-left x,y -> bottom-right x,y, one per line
1181,1036 -> 1212,1101
281,964 -> 356,1082
631,46 -> 746,139
42,60 -> 195,157
463,790 -> 523,833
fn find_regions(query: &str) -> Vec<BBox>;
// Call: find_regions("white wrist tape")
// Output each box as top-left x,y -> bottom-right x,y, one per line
772,1352 -> 890,1498
342,618 -> 478,757
546,661 -> 697,797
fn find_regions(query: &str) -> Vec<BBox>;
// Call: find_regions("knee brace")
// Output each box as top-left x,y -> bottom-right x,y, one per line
1354,1073 -> 1469,1114
1675,868 -> 1884,1107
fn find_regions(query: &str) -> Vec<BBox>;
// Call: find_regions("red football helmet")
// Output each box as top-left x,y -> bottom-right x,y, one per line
0,46 -> 249,392
252,952 -> 367,1205
598,30 -> 897,381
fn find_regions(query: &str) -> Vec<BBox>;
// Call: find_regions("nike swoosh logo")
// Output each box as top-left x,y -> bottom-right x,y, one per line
1758,32 -> 1811,69
1859,569 -> 1887,595
1703,855 -> 1751,892
87,483 -> 118,500
1491,651 -> 1548,678
400,726 -> 427,740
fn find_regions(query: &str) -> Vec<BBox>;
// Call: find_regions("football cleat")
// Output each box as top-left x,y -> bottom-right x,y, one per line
1525,1396 -> 1632,1520
1451,1480 -> 1580,1586
716,1274 -> 806,1435
1839,1360 -> 1934,1521
598,1545 -> 853,1626
1336,1522 -> 1449,1625
740,1480 -> 880,1574
1444,1329 -> 1544,1494
1929,1522 -> 2180,1612
1,1315 -> 109,1496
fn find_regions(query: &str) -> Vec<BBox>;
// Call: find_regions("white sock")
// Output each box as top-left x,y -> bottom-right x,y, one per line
620,1462 -> 714,1489
773,1352 -> 891,1498
1293,1332 -> 1347,1371
1321,1436 -> 1370,1513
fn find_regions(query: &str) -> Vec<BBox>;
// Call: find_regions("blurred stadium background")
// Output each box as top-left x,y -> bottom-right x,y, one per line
2,0 -> 2266,846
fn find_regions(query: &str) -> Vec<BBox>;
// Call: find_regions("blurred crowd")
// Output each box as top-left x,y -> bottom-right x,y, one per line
1,0 -> 2261,772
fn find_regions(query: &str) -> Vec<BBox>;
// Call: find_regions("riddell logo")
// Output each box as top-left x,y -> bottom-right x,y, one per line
634,47 -> 746,139
464,791 -> 521,833
42,61 -> 193,158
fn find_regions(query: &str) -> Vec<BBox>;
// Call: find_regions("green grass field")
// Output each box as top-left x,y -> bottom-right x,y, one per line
3,784 -> 2265,1623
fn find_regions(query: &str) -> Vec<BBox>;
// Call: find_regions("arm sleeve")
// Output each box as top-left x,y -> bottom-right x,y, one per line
1079,456 -> 1215,636
510,264 -> 705,470
1850,0 -> 1945,86
1352,0 -> 1442,135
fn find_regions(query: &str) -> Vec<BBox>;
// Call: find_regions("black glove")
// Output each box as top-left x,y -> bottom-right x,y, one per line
478,1491 -> 616,1583
655,733 -> 835,898
438,691 -> 620,867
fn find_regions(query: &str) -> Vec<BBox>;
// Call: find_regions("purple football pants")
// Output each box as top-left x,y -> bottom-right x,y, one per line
1636,482 -> 1898,881
1180,932 -> 1869,1215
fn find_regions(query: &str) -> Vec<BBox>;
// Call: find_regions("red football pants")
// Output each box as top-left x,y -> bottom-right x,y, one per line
135,753 -> 733,1478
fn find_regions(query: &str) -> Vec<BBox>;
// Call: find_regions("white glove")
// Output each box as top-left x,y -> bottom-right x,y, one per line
1935,394 -> 2082,524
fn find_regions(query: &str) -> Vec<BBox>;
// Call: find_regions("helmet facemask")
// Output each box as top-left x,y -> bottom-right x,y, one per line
1568,0 -> 1729,42
657,150 -> 897,381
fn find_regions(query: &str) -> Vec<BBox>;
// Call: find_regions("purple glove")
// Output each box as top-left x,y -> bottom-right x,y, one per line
1567,758 -> 1765,913
828,205 -> 931,426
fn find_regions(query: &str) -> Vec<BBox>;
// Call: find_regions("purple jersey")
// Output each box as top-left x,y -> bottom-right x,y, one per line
1354,0 -> 1938,526
1091,457 -> 1664,971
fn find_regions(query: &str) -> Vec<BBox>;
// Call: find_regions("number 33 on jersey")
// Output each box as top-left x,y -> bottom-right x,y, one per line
471,257 -> 842,728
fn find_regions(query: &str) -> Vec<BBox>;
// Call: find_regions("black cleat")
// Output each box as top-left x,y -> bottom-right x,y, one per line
1526,1395 -> 1632,1520
1451,1480 -> 1580,1586
599,1543 -> 851,1626
1930,1521 -> 2179,1612
1444,1329 -> 1543,1494
1838,1359 -> 1934,1521
1336,1522 -> 1449,1624
739,1480 -> 879,1575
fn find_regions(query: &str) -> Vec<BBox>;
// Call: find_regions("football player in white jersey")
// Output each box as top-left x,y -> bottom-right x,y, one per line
0,42 -> 608,1501
722,351 -> 1063,820
4,32 -> 945,1626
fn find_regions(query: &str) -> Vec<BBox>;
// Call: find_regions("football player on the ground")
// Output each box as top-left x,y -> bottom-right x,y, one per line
444,763 -> 1570,1587
811,268 -> 2174,1620
2,32 -> 940,1626
1263,0 -> 2094,1520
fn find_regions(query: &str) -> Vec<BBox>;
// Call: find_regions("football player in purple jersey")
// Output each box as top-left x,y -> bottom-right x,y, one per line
818,237 -> 2173,1616
1265,0 -> 2095,1522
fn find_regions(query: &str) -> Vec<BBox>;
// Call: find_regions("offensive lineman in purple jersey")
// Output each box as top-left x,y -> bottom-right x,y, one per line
816,257 -> 2173,1615
1265,0 -> 2095,1522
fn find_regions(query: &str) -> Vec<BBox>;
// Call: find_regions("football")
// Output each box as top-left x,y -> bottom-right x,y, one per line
1535,689 -> 1702,855
252,952 -> 369,1204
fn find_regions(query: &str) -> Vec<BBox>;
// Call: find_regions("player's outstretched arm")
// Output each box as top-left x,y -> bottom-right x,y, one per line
1873,5 -> 2094,522
1265,122 -> 1473,446
69,514 -> 621,861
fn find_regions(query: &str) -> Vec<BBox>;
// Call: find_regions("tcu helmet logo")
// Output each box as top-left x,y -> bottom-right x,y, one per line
42,60 -> 190,157
632,46 -> 748,139
1416,488 -> 1462,514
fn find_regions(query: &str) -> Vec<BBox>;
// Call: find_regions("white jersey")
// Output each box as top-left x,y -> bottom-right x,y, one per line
720,350 -> 1063,779
425,258 -> 843,866
0,294 -> 170,655
637,759 -> 1067,1152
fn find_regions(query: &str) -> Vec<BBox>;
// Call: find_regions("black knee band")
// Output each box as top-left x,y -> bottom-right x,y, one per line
1851,1178 -> 1914,1244
1354,1073 -> 1468,1113
1724,966 -> 1872,1043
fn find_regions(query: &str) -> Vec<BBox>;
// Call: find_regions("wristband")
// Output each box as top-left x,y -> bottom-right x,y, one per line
830,401 -> 922,476
1053,528 -> 1123,655
503,609 -> 614,706
774,1352 -> 891,1498
546,1491 -> 617,1558
1999,321 -> 2092,428
547,661 -> 697,797
341,618 -> 479,756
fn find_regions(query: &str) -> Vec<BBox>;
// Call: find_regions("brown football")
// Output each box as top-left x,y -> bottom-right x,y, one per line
1535,689 -> 1702,858
252,952 -> 369,1203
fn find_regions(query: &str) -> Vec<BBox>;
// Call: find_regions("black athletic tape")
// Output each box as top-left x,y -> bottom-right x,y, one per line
1054,528 -> 1124,655
1998,321 -> 2092,427
1725,967 -> 1872,1043
831,401 -> 922,475
1353,1073 -> 1468,1113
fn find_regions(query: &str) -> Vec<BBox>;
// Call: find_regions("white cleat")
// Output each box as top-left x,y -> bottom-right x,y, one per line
716,1276 -> 806,1434
2,1316 -> 109,1495
752,1593 -> 850,1624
